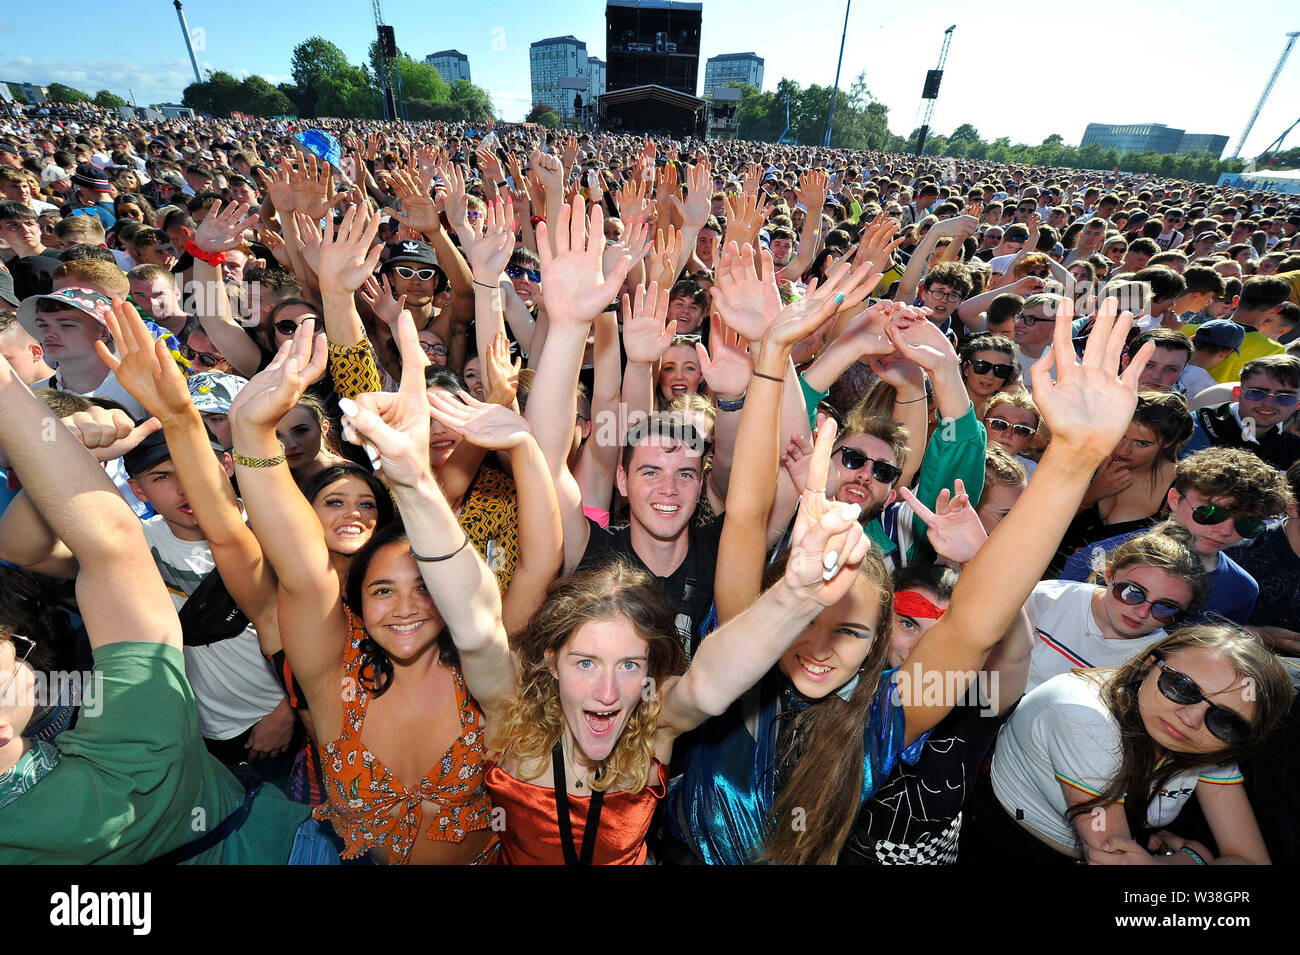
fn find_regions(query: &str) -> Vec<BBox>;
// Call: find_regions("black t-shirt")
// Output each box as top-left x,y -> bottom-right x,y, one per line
840,687 -> 1007,865
1228,526 -> 1300,632
577,516 -> 722,659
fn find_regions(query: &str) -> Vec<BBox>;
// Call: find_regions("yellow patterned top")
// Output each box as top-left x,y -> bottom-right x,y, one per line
328,339 -> 384,400
457,465 -> 520,593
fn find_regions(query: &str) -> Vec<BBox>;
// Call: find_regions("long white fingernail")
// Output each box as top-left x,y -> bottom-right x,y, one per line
840,503 -> 862,521
365,443 -> 381,468
822,562 -> 840,582
338,397 -> 359,417
822,549 -> 839,571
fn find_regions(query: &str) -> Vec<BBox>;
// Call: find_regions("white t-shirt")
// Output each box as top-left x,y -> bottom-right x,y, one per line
1024,579 -> 1167,692
988,253 -> 1017,274
1015,348 -> 1049,391
1016,454 -> 1038,479
139,516 -> 286,739
991,671 -> 1242,850
1177,364 -> 1218,401
41,368 -> 147,422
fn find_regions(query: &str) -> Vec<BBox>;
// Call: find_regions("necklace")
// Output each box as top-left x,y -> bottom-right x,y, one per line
561,737 -> 603,789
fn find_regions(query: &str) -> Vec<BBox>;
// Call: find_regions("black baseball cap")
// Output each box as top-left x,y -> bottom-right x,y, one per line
124,422 -> 224,476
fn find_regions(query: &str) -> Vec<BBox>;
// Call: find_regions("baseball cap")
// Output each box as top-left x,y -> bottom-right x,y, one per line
71,162 -> 112,194
41,164 -> 70,185
124,421 -> 225,477
157,171 -> 187,190
1194,231 -> 1220,243
188,372 -> 249,414
17,287 -> 114,339
1194,319 -> 1245,354
0,142 -> 20,158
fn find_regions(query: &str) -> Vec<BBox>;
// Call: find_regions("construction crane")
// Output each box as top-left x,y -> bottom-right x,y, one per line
1230,30 -> 1298,159
913,25 -> 955,156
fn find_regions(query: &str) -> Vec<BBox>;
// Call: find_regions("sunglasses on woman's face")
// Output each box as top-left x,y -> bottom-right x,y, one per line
506,264 -> 542,283
832,446 -> 903,485
1153,660 -> 1252,745
968,358 -> 1014,380
986,416 -> 1036,440
1189,504 -> 1266,539
180,344 -> 222,368
392,265 -> 439,281
273,317 -> 322,337
1110,580 -> 1186,623
0,634 -> 36,705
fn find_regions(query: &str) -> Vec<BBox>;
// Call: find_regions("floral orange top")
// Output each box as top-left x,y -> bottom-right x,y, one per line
312,610 -> 493,864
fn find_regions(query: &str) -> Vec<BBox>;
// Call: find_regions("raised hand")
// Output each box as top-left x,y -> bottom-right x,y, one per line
337,308 -> 431,486
1031,296 -> 1152,460
256,224 -> 292,268
838,300 -> 898,361
359,274 -> 407,328
535,195 -> 631,328
602,213 -> 652,280
462,194 -> 517,280
229,320 -> 328,432
96,299 -> 194,421
670,159 -> 713,230
646,225 -> 683,290
856,214 -> 906,275
695,313 -> 752,400
621,281 -> 675,364
723,192 -> 770,247
741,163 -> 762,199
259,162 -> 295,215
297,206 -> 383,295
796,169 -> 828,214
61,406 -> 161,463
387,169 -> 442,237
194,200 -> 260,254
780,431 -> 814,495
289,150 -> 338,222
884,308 -> 957,374
482,330 -> 522,407
784,416 -> 870,606
428,387 -> 533,452
438,162 -> 473,242
709,242 -> 782,342
531,148 -> 565,197
898,479 -> 988,566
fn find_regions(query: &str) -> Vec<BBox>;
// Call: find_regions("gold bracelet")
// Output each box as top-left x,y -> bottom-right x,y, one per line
232,448 -> 287,469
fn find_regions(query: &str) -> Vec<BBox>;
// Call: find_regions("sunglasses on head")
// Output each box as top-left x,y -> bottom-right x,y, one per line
1189,503 -> 1266,539
968,358 -> 1014,380
986,416 -> 1036,439
1240,386 -> 1300,408
1110,580 -> 1186,623
1135,395 -> 1179,421
506,264 -> 542,283
392,265 -> 439,281
832,446 -> 903,484
180,344 -> 223,368
1153,659 -> 1252,745
273,317 -> 322,337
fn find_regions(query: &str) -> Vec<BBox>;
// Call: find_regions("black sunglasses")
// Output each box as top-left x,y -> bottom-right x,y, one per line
1189,503 -> 1266,539
1135,395 -> 1179,422
273,317 -> 322,337
180,344 -> 223,368
1153,660 -> 1252,745
832,446 -> 903,484
1110,580 -> 1185,624
1,634 -> 36,704
968,358 -> 1014,380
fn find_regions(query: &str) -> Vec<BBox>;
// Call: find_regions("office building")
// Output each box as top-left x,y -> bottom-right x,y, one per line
587,56 -> 607,99
703,52 -> 763,98
1080,122 -> 1230,157
530,35 -> 588,118
425,50 -> 470,84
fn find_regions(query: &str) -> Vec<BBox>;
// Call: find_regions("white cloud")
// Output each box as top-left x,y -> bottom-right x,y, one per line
0,55 -> 197,105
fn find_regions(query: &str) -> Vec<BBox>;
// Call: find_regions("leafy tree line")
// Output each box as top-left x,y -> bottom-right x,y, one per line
180,35 -> 495,121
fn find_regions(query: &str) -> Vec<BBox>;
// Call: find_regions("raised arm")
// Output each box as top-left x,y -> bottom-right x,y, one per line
228,323 -> 347,692
191,202 -> 265,377
0,356 -> 178,651
777,171 -> 828,283
97,301 -> 280,645
574,308 -> 624,511
899,298 -> 1154,744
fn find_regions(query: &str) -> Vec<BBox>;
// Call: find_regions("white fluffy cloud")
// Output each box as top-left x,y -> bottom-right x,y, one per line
0,55 -> 287,106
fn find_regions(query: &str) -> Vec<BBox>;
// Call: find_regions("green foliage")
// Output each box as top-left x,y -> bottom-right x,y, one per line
182,71 -> 296,117
93,90 -> 127,109
290,37 -> 352,117
733,74 -> 904,151
449,79 -> 494,123
525,102 -> 554,124
46,83 -> 91,104
537,111 -> 561,130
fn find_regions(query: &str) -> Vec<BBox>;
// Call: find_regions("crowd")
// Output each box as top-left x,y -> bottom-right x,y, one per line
1,108 -> 1299,866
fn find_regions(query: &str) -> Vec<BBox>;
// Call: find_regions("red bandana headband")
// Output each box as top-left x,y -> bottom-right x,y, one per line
894,590 -> 947,620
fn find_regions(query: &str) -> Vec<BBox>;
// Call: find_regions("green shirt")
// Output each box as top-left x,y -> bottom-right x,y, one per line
0,641 -> 307,864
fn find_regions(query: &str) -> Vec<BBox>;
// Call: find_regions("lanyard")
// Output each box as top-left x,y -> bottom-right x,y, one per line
551,741 -> 605,866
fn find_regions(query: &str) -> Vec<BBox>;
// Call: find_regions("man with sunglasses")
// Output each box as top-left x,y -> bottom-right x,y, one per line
1061,448 -> 1291,624
1181,355 -> 1300,471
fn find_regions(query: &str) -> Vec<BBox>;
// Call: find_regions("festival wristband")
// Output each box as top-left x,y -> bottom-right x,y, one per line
185,241 -> 228,266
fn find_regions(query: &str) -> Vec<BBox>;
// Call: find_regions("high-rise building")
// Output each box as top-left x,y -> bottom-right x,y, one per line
587,56 -> 607,99
703,52 -> 763,98
1079,122 -> 1229,157
530,35 -> 588,118
425,50 -> 471,84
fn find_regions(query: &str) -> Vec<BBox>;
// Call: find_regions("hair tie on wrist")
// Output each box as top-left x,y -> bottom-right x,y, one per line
410,532 -> 471,562
751,370 -> 784,384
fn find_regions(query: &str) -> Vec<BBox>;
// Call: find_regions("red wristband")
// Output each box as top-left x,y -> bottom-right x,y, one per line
530,215 -> 545,227
185,241 -> 228,266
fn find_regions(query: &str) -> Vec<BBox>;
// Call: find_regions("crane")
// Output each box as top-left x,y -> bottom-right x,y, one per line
913,25 -> 955,156
1256,115 -> 1300,164
1230,30 -> 1298,159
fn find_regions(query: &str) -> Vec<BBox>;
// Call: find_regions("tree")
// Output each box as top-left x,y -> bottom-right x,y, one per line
182,71 -> 295,118
525,102 -> 554,124
290,37 -> 352,117
537,111 -> 560,129
449,79 -> 494,123
93,90 -> 127,109
46,83 -> 90,104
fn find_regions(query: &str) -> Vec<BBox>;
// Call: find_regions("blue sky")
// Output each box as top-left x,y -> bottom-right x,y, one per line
2,0 -> 1298,157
